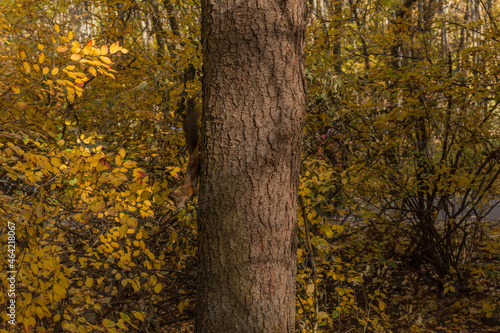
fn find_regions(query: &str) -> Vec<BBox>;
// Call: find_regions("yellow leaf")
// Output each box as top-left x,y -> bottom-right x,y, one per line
110,42 -> 119,54
68,31 -> 73,40
31,262 -> 39,275
33,64 -> 40,72
154,283 -> 162,294
51,67 -> 59,75
42,67 -> 49,75
54,314 -> 61,322
71,53 -> 82,61
119,147 -> 126,158
127,217 -> 138,228
11,86 -> 20,94
102,319 -> 115,328
67,92 -> 75,103
318,311 -> 329,319
120,48 -> 129,54
53,284 -> 67,297
54,24 -> 60,33
99,56 -> 112,64
178,299 -> 189,314
115,154 -> 123,166
101,45 -> 108,55
119,224 -> 128,238
51,157 -> 61,167
60,36 -> 69,43
57,45 -> 69,52
133,311 -> 145,321
75,78 -> 84,87
39,52 -> 45,63
89,66 -> 97,77
123,160 -> 136,168
85,278 -> 94,287
23,62 -> 30,73
37,44 -> 45,51
50,34 -> 56,44
65,71 -> 77,79
83,45 -> 91,55
18,50 -> 26,60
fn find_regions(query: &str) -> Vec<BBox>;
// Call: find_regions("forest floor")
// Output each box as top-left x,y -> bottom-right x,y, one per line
382,221 -> 500,333
162,221 -> 500,333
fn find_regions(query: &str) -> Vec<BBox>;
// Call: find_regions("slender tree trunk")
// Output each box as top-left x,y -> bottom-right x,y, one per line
162,0 -> 181,55
148,0 -> 166,61
349,0 -> 370,71
197,1 -> 307,332
332,0 -> 343,74
311,0 -> 318,19
163,0 -> 180,37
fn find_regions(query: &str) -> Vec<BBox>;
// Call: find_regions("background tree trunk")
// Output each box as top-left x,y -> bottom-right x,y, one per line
148,0 -> 166,61
197,1 -> 307,332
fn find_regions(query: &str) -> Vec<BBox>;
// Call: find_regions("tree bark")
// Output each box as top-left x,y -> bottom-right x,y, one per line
196,1 -> 307,332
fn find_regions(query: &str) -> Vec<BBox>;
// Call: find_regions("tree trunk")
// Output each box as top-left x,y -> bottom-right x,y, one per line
148,0 -> 166,61
196,1 -> 307,332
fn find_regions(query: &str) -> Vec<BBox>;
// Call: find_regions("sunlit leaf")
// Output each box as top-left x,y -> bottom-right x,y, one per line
99,56 -> 112,64
57,45 -> 69,52
23,62 -> 30,73
110,42 -> 119,54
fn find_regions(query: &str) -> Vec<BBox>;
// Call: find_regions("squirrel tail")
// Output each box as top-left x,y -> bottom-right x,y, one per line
170,100 -> 201,209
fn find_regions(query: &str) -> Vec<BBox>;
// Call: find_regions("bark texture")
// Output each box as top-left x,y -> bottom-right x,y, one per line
196,1 -> 307,332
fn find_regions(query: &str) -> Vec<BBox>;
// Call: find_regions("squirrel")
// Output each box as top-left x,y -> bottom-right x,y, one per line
169,100 -> 201,209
